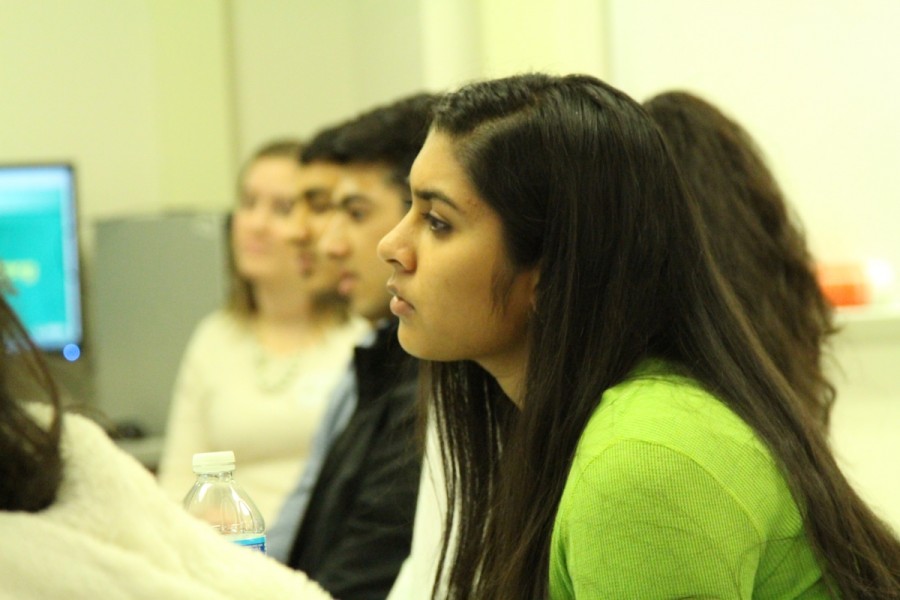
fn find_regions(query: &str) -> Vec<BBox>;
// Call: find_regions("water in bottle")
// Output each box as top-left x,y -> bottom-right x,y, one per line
183,450 -> 267,553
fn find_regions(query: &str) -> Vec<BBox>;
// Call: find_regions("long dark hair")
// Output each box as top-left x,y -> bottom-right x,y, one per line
644,90 -> 837,430
427,74 -> 900,598
0,288 -> 63,512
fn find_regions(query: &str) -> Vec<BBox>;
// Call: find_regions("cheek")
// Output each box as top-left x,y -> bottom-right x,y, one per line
425,263 -> 498,341
271,217 -> 298,238
230,225 -> 256,259
230,214 -> 249,238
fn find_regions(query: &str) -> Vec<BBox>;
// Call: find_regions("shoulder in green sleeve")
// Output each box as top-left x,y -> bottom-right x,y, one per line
548,363 -> 828,599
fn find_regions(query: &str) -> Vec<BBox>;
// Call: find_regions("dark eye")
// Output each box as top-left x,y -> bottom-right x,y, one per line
348,207 -> 368,222
424,212 -> 451,235
305,191 -> 333,214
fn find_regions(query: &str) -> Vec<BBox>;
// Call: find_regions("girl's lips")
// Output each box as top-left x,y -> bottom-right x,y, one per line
387,283 -> 415,316
389,295 -> 415,317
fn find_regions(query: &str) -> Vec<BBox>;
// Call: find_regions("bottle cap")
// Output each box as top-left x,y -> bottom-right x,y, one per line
191,450 -> 235,474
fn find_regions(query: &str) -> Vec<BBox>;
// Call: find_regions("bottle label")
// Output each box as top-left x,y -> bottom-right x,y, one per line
229,534 -> 267,554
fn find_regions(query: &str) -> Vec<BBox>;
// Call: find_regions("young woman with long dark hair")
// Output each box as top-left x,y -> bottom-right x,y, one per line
644,90 -> 837,432
378,74 -> 900,598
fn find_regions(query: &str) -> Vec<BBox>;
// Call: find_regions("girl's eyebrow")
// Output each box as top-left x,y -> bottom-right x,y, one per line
412,187 -> 463,214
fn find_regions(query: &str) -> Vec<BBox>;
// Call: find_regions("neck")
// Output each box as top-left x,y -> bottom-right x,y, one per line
480,346 -> 530,409
254,279 -> 313,321
251,281 -> 342,355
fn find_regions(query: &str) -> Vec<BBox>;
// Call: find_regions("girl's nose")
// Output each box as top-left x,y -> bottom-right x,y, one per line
377,216 -> 415,272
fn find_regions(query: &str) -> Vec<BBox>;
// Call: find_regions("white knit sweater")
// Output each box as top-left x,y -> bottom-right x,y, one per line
0,409 -> 333,600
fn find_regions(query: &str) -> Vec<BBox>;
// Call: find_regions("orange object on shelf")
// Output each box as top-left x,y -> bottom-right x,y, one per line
817,263 -> 871,307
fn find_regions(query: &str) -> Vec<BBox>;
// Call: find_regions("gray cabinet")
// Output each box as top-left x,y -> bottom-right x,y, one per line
90,212 -> 229,437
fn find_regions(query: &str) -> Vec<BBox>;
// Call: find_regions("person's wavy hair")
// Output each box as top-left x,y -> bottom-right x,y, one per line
426,73 -> 900,599
644,90 -> 837,430
0,286 -> 63,512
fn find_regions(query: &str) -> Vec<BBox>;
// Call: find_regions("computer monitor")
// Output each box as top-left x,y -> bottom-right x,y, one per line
0,163 -> 84,360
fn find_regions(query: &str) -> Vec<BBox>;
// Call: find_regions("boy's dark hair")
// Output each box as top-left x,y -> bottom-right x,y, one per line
302,92 -> 439,193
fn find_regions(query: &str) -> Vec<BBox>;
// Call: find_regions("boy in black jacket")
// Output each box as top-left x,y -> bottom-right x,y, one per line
270,93 -> 437,600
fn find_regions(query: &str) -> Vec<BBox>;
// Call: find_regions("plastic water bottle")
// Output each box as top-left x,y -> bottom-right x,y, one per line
183,450 -> 267,553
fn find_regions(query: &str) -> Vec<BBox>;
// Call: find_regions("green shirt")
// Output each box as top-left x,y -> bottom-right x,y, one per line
549,363 -> 829,598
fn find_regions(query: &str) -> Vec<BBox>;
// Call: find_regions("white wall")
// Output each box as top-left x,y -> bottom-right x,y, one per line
1,0 -> 609,234
229,0 -> 608,157
0,0 -> 236,250
231,0 -> 432,158
1,1 -> 160,233
231,0 -> 369,156
828,313 -> 900,529
7,0 -> 895,269
477,0 -> 607,79
149,1 -> 236,213
607,0 -> 900,271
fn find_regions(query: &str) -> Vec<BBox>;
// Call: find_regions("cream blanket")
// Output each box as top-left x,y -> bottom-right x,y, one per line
0,410 -> 333,599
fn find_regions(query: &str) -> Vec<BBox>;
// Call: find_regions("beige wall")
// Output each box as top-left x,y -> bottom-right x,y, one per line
2,1 -> 160,243
1,0 -> 609,239
149,1 -> 236,213
10,1 -> 898,270
0,0 -> 236,253
230,0 -> 608,157
230,0 -> 364,156
478,0 -> 607,78
607,0 -> 900,272
828,312 -> 900,529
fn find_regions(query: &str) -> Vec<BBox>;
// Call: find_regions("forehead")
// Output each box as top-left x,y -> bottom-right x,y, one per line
334,163 -> 398,199
410,131 -> 457,181
298,161 -> 342,189
242,156 -> 300,183
411,131 -> 486,217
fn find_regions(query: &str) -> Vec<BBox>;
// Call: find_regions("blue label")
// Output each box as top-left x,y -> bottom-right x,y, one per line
232,535 -> 266,554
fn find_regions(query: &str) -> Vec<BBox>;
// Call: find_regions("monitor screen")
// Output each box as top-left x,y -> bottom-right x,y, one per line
0,164 -> 83,360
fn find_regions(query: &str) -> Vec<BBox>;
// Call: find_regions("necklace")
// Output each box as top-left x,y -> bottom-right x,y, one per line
254,349 -> 303,394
